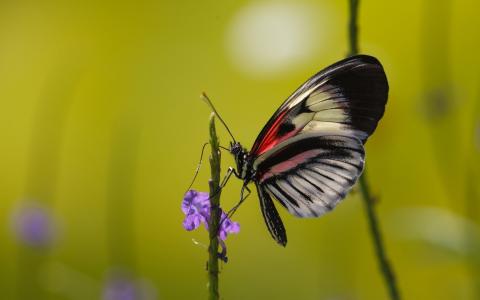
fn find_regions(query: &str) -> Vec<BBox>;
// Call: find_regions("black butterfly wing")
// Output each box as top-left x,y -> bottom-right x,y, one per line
250,55 -> 388,245
250,55 -> 388,157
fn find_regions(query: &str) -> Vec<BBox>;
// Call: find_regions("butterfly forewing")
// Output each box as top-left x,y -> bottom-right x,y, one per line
250,55 -> 388,157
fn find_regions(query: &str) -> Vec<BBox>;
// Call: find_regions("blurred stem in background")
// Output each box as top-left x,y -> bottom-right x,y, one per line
105,109 -> 141,291
347,1 -> 400,299
420,0 -> 480,296
16,70 -> 77,300
348,0 -> 359,57
420,0 -> 456,201
207,114 -> 221,300
464,79 -> 480,296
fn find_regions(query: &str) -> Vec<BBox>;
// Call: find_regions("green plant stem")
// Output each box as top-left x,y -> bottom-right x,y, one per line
208,114 -> 221,300
358,172 -> 400,300
348,0 -> 359,56
347,1 -> 400,299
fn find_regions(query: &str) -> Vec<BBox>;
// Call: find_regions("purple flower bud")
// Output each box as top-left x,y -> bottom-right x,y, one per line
11,201 -> 56,247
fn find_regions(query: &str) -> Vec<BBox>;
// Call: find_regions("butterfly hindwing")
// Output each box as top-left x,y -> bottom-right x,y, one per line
254,133 -> 365,218
250,55 -> 388,157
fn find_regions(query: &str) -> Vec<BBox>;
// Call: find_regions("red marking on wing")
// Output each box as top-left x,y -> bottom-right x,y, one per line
252,109 -> 301,156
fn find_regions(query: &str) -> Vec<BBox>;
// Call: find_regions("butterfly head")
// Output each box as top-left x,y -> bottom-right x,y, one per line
229,141 -> 251,180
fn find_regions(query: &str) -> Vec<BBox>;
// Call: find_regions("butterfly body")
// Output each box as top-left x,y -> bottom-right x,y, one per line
230,142 -> 254,181
228,55 -> 388,246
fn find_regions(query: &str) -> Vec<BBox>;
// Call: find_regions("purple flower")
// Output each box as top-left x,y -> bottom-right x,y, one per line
182,190 -> 210,231
103,271 -> 156,300
103,276 -> 137,300
218,211 -> 240,240
11,201 -> 56,247
182,189 -> 240,240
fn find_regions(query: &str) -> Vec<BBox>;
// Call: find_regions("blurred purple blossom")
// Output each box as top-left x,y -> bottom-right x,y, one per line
103,272 -> 156,300
103,276 -> 138,300
11,201 -> 56,247
182,189 -> 240,240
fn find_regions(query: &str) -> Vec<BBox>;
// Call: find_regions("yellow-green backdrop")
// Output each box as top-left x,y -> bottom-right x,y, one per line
0,0 -> 479,299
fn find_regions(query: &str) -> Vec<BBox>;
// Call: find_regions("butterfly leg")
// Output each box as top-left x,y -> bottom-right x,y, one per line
225,184 -> 251,220
203,167 -> 239,205
219,167 -> 236,189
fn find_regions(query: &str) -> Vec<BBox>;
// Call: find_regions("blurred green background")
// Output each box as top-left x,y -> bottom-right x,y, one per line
0,0 -> 479,299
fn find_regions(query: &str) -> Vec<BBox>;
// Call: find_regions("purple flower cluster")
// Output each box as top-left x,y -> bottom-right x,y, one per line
182,190 -> 240,240
11,201 -> 56,247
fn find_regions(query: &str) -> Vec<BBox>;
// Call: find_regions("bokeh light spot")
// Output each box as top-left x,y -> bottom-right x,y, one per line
225,1 -> 329,78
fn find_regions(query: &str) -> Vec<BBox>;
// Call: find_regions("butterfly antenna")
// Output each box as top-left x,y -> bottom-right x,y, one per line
185,142 -> 209,194
201,92 -> 237,143
219,145 -> 230,151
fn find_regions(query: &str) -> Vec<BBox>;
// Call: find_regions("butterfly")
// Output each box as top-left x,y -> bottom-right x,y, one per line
210,55 -> 388,246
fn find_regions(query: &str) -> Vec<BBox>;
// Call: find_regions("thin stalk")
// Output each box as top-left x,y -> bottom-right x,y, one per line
347,1 -> 401,299
348,0 -> 359,56
208,114 -> 222,300
358,173 -> 400,300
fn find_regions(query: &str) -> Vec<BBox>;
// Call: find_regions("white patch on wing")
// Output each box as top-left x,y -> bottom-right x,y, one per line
301,121 -> 368,141
305,87 -> 344,109
312,109 -> 350,122
307,96 -> 346,111
291,111 -> 315,128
